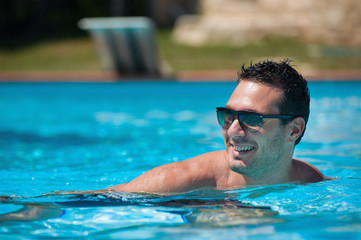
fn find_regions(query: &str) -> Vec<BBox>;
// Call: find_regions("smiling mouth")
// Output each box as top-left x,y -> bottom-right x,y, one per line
233,145 -> 255,152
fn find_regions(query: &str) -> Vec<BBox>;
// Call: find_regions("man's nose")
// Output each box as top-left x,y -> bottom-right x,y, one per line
227,119 -> 247,137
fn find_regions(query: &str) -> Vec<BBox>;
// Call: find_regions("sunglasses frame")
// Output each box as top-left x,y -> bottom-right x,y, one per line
216,107 -> 295,131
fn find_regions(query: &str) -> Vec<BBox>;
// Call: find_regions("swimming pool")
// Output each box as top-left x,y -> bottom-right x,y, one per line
0,81 -> 360,239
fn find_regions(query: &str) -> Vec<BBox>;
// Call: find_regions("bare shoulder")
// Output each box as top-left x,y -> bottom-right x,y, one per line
291,159 -> 325,183
183,150 -> 228,174
163,151 -> 225,174
189,150 -> 227,162
111,150 -> 227,193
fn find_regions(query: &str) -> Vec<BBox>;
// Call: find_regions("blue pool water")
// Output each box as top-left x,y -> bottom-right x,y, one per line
0,81 -> 361,239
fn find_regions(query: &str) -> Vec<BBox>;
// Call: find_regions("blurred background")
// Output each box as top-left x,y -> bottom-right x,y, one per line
0,0 -> 360,80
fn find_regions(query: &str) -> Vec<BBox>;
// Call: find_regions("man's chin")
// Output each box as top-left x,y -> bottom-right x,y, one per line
230,147 -> 256,165
228,154 -> 247,172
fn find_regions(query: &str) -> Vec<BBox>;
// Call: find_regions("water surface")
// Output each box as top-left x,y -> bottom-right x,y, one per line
0,81 -> 360,239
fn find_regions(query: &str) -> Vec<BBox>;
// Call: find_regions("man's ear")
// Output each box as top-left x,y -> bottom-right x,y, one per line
288,117 -> 305,143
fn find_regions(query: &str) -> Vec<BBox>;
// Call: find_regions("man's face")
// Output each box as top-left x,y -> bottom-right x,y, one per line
222,80 -> 292,178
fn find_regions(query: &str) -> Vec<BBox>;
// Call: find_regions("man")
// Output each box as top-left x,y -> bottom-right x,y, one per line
93,59 -> 324,194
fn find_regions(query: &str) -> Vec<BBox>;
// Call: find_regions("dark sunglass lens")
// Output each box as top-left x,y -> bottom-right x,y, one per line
217,110 -> 224,126
217,109 -> 233,128
239,112 -> 262,128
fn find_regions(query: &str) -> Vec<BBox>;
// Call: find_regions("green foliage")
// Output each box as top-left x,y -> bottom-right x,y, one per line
0,0 -> 109,43
0,38 -> 101,71
0,30 -> 360,71
157,30 -> 361,71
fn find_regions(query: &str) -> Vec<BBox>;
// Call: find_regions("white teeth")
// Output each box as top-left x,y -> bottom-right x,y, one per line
234,146 -> 254,152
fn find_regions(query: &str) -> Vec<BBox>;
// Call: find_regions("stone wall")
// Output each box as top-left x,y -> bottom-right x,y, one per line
173,0 -> 361,46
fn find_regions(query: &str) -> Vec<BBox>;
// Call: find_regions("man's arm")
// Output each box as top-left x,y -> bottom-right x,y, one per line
42,153 -> 216,195
46,151 -> 226,195
109,152 -> 220,193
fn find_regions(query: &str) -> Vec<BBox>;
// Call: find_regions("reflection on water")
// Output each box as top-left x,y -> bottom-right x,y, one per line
1,177 -> 359,238
183,207 -> 280,226
0,204 -> 64,222
0,193 -> 279,227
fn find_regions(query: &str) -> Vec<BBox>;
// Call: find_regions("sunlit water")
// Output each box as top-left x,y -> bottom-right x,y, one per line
0,81 -> 360,239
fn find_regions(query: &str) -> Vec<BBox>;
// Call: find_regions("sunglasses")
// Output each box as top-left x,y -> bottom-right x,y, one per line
216,107 -> 295,132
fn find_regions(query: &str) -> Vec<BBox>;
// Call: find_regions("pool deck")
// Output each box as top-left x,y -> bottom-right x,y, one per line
0,69 -> 360,82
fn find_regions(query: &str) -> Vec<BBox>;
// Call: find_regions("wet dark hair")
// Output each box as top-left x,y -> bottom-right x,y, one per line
237,59 -> 310,145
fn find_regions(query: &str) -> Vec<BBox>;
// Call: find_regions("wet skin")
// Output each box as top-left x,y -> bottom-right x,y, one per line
222,80 -> 302,185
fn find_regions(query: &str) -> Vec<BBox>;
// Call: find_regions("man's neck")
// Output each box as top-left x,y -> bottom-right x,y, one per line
243,157 -> 294,186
